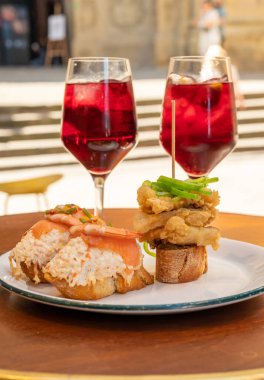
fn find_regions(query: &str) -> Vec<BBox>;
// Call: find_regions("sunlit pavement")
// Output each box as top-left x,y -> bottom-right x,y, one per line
1,77 -> 264,106
0,70 -> 263,216
1,149 -> 263,217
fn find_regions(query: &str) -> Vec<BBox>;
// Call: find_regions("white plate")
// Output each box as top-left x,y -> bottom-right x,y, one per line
0,238 -> 264,315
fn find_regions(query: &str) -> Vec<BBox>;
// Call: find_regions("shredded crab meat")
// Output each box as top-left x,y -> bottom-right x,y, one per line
44,237 -> 132,287
9,229 -> 70,282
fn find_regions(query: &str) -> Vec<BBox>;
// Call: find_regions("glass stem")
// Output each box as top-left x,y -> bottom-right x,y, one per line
93,176 -> 105,217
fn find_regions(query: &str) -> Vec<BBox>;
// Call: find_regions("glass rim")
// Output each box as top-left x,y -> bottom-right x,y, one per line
170,55 -> 230,62
68,57 -> 130,63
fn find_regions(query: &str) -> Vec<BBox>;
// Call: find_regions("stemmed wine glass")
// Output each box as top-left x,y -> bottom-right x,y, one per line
61,57 -> 137,217
160,56 -> 238,178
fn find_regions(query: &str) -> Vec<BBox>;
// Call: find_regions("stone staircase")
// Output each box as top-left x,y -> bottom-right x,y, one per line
0,93 -> 263,171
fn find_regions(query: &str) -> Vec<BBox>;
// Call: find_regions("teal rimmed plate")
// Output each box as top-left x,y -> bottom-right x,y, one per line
0,238 -> 264,315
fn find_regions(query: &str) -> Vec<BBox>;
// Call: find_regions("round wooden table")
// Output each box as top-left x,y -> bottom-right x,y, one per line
0,210 -> 263,380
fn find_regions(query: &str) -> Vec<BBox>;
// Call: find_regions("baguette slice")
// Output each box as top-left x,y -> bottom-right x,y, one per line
156,244 -> 207,283
44,266 -> 154,300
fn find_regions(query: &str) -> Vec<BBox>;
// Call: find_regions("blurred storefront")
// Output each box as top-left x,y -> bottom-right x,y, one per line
0,0 -> 69,65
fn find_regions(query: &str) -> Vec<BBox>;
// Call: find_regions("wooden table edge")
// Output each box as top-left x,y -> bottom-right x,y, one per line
2,209 -> 264,216
0,368 -> 264,380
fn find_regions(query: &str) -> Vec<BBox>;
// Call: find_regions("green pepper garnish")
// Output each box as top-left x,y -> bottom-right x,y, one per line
143,242 -> 156,258
145,175 -> 218,201
82,208 -> 92,219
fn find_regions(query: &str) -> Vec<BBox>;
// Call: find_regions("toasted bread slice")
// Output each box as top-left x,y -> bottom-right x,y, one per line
156,244 -> 207,283
44,266 -> 154,300
115,266 -> 154,294
44,273 -> 116,300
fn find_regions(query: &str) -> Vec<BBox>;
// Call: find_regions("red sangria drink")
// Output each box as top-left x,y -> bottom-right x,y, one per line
160,57 -> 238,177
62,80 -> 137,176
61,57 -> 137,217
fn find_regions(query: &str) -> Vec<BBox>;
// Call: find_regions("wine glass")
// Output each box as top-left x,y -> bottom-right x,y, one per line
61,57 -> 137,216
160,56 -> 238,178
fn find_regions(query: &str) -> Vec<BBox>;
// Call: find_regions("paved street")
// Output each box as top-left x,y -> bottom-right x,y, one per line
1,148 -> 263,217
1,74 -> 264,106
0,67 -> 263,216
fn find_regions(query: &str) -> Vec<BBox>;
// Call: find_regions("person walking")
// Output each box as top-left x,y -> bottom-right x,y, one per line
214,0 -> 227,46
198,0 -> 221,55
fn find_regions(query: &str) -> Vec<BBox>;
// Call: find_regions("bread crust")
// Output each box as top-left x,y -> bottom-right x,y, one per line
44,266 -> 154,300
20,262 -> 48,283
115,266 -> 154,294
44,273 -> 116,300
156,245 -> 207,283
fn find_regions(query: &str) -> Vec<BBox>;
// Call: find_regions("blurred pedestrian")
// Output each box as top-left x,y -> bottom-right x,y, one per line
30,42 -> 45,66
205,44 -> 245,109
47,2 -> 66,43
198,0 -> 221,55
45,2 -> 68,65
214,0 -> 227,46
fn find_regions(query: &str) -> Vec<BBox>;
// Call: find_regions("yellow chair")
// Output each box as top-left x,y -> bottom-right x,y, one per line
0,174 -> 63,214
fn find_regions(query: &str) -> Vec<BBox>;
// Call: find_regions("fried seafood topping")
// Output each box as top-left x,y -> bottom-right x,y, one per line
135,176 -> 220,250
137,182 -> 220,215
134,208 -> 214,234
142,219 -> 220,251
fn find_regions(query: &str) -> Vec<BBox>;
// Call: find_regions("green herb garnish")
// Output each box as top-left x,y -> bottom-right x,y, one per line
79,218 -> 88,224
143,242 -> 156,257
63,207 -> 77,215
145,175 -> 218,201
82,208 -> 93,219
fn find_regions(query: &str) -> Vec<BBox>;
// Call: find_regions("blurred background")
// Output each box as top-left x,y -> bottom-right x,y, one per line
0,0 -> 263,216
0,0 -> 263,71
